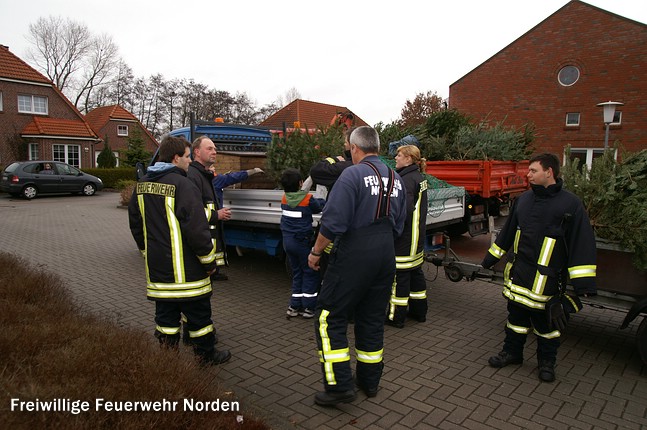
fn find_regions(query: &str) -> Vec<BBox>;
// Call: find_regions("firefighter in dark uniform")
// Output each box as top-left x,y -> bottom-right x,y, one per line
386,144 -> 429,328
128,135 -> 231,365
185,136 -> 230,345
481,153 -> 596,382
308,126 -> 407,406
309,127 -> 354,277
187,136 -> 230,269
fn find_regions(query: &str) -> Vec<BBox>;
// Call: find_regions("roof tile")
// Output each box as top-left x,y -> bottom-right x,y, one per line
22,117 -> 97,138
260,99 -> 368,130
0,45 -> 51,84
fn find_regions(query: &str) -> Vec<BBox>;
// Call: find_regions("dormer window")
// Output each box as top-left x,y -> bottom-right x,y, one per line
117,125 -> 129,136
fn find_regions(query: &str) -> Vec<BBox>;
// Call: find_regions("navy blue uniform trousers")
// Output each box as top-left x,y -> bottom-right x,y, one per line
315,219 -> 395,392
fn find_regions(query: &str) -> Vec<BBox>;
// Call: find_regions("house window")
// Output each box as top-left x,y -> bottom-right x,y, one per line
94,150 -> 120,167
29,143 -> 39,160
117,125 -> 129,136
0,91 -> 3,111
53,144 -> 81,168
610,111 -> 622,125
18,94 -> 48,114
565,113 -> 580,126
567,148 -> 614,171
558,66 -> 580,86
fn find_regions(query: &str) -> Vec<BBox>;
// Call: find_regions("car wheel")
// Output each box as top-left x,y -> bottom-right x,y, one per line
22,185 -> 38,199
82,183 -> 97,196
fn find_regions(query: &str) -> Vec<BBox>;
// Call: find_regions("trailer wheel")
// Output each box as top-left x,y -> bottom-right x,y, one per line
637,317 -> 647,365
444,264 -> 463,282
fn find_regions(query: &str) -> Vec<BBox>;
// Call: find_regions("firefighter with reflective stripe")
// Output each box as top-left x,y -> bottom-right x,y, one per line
387,145 -> 429,328
307,126 -> 406,406
309,127 -> 355,278
280,168 -> 326,319
481,153 -> 596,382
128,135 -> 231,366
187,136 -> 230,269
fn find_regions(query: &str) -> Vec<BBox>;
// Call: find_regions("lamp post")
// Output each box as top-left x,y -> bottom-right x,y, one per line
596,101 -> 624,149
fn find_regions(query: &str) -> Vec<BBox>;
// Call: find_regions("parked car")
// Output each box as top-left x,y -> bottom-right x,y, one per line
1,161 -> 103,199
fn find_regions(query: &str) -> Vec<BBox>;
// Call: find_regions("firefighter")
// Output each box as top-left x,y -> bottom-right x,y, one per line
386,144 -> 429,328
128,135 -> 231,365
185,136 -> 230,345
481,153 -> 596,382
308,126 -> 406,406
187,136 -> 230,269
309,126 -> 354,278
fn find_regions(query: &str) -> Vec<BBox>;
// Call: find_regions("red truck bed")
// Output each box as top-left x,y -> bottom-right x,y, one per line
425,160 -> 530,198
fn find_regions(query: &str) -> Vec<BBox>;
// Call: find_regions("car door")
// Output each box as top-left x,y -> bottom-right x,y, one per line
29,162 -> 63,193
55,162 -> 83,192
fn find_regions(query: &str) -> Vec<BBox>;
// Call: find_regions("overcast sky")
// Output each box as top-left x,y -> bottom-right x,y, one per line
1,0 -> 646,126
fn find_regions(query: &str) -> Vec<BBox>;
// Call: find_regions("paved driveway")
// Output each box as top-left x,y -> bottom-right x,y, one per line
1,192 -> 645,429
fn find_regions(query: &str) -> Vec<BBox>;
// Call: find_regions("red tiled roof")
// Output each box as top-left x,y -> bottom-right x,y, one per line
0,45 -> 51,84
22,116 -> 97,138
85,104 -> 159,146
85,104 -> 138,130
260,99 -> 368,130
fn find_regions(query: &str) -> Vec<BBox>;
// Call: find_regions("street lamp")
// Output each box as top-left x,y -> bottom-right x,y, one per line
596,101 -> 624,149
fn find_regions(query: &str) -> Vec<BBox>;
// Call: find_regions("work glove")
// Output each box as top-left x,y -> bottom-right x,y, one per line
246,168 -> 264,176
546,295 -> 568,332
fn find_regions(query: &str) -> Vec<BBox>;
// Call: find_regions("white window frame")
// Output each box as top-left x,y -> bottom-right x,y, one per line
565,113 -> 580,126
611,111 -> 622,125
28,143 -> 39,160
53,144 -> 81,168
18,94 -> 48,114
0,91 -> 3,111
117,125 -> 129,136
566,147 -> 616,171
94,150 -> 121,167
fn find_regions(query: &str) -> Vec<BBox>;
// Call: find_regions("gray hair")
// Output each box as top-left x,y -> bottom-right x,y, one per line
349,126 -> 380,153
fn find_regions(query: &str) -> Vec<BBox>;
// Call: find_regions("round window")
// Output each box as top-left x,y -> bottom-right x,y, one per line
558,66 -> 580,86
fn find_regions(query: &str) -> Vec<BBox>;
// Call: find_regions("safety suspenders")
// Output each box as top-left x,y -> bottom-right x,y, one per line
361,161 -> 395,220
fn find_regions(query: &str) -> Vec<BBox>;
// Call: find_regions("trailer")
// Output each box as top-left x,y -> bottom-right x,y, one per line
425,160 -> 529,236
222,184 -> 467,257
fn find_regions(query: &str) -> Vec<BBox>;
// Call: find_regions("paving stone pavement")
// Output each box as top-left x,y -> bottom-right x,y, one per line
1,191 -> 646,429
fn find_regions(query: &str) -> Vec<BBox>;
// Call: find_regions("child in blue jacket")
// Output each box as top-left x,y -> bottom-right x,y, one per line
280,168 -> 326,319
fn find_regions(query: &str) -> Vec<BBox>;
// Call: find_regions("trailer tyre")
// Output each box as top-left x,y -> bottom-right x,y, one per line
444,264 -> 463,282
637,317 -> 647,365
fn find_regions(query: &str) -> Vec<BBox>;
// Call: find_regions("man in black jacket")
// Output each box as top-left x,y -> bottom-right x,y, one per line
481,153 -> 596,382
187,136 -> 230,270
128,135 -> 231,365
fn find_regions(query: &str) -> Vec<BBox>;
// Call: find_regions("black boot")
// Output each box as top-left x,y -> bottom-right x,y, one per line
198,349 -> 231,366
538,359 -> 556,382
314,389 -> 356,406
488,350 -> 523,368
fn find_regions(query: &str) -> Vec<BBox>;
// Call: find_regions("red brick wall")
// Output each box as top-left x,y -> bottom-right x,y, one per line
449,1 -> 647,158
0,80 -> 93,166
94,121 -> 158,165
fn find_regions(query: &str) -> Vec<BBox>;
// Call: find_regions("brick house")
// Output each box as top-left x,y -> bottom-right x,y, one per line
260,99 -> 368,134
0,45 -> 99,169
85,105 -> 158,167
449,0 -> 647,167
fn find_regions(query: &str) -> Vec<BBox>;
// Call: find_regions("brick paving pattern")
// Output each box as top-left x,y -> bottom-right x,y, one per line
1,192 -> 646,429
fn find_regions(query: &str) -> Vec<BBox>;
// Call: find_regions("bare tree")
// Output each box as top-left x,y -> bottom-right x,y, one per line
73,34 -> 119,113
26,16 -> 92,92
276,87 -> 301,107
